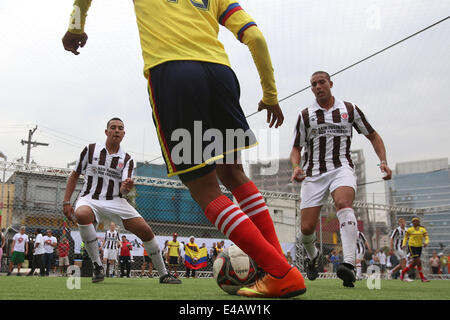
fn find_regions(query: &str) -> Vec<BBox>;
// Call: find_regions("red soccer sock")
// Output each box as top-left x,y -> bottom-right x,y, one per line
205,195 -> 291,278
401,265 -> 412,276
417,266 -> 425,280
232,181 -> 284,256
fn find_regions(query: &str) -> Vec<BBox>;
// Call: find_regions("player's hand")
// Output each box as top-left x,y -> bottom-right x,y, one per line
424,243 -> 428,247
62,31 -> 88,55
291,166 -> 306,182
258,100 -> 284,128
380,163 -> 392,180
120,178 -> 134,195
63,203 -> 75,222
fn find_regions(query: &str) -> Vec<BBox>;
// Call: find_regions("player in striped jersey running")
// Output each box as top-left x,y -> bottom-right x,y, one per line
389,218 -> 410,280
290,71 -> 392,287
101,222 -> 121,278
63,118 -> 180,284
62,0 -> 305,298
355,231 -> 371,280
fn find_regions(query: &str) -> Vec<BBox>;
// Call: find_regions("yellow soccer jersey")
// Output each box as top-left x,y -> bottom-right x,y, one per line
168,240 -> 180,257
402,226 -> 429,248
133,0 -> 255,74
68,0 -> 278,105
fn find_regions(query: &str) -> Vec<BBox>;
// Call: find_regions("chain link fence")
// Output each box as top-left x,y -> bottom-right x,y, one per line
0,161 -> 299,277
1,161 -> 448,279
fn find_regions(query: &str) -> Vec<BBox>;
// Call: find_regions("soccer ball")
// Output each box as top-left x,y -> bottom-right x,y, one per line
213,245 -> 260,295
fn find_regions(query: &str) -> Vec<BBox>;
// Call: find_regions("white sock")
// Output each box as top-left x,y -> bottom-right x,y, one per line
109,262 -> 114,276
79,224 -> 102,266
299,232 -> 318,260
356,263 -> 362,278
142,238 -> 167,277
336,207 -> 357,267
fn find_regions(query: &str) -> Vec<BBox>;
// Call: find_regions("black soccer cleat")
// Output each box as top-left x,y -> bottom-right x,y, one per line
92,262 -> 105,283
336,263 -> 356,288
305,251 -> 324,281
160,273 -> 182,284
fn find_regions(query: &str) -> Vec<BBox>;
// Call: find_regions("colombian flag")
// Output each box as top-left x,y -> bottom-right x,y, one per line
184,246 -> 208,270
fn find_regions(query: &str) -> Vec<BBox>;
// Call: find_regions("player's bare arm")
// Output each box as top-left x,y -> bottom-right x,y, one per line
290,146 -> 306,182
365,131 -> 392,180
63,171 -> 80,222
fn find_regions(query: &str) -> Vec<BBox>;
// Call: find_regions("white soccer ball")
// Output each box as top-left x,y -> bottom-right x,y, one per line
212,245 -> 260,295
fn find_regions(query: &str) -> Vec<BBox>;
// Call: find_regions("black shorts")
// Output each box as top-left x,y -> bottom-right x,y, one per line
169,256 -> 179,266
147,61 -> 257,182
144,256 -> 151,263
408,246 -> 422,258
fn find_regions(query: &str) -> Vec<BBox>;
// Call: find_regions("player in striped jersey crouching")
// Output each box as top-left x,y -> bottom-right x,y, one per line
63,118 -> 180,284
290,71 -> 392,287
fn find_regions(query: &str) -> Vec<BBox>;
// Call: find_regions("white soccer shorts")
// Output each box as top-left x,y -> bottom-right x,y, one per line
75,196 -> 141,225
395,248 -> 407,260
300,166 -> 357,209
103,248 -> 118,261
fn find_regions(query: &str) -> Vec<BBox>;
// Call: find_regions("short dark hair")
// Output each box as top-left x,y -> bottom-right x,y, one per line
311,71 -> 331,81
36,228 -> 41,234
107,117 -> 124,129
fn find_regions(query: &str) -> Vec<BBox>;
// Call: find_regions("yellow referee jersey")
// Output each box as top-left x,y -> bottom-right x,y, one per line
402,226 -> 429,248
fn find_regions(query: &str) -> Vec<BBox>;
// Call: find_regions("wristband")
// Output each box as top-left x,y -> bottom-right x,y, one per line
63,201 -> 71,206
380,160 -> 387,165
292,163 -> 300,169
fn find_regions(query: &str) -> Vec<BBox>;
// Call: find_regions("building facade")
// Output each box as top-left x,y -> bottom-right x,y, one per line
385,158 -> 450,254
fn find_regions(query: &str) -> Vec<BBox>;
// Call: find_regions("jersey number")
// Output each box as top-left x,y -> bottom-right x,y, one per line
167,0 -> 210,11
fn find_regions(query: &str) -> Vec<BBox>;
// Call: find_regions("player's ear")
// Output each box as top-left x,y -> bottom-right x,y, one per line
329,80 -> 333,88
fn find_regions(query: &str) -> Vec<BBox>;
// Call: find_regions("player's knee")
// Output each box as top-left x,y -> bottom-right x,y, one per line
301,223 -> 316,236
334,199 -> 352,211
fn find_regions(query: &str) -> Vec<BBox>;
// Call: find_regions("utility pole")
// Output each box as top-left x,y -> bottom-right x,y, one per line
21,126 -> 49,164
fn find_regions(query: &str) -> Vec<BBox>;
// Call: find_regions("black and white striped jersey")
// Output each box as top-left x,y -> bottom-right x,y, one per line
356,231 -> 367,255
390,226 -> 406,251
293,99 -> 374,177
75,142 -> 134,200
104,230 -> 120,250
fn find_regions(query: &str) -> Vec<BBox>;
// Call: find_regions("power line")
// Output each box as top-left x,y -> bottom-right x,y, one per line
246,15 -> 450,118
146,15 -> 450,164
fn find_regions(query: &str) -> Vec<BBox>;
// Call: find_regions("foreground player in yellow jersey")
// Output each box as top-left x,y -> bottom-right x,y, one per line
62,0 -> 305,298
400,217 -> 430,282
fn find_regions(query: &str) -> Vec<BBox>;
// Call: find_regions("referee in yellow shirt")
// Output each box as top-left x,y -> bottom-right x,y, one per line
400,217 -> 430,282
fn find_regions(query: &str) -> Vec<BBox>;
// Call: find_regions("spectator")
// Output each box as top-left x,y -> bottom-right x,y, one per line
185,236 -> 199,278
57,238 -> 71,276
429,251 -> 440,274
387,250 -> 400,279
119,235 -> 133,278
377,249 -> 387,275
210,242 -> 217,263
329,250 -> 340,273
141,248 -> 153,278
372,249 -> 381,270
43,230 -> 57,276
439,253 -> 448,274
27,229 -> 45,277
167,233 -> 181,277
0,228 -> 5,272
286,251 -> 293,266
162,240 -> 169,265
7,226 -> 29,276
